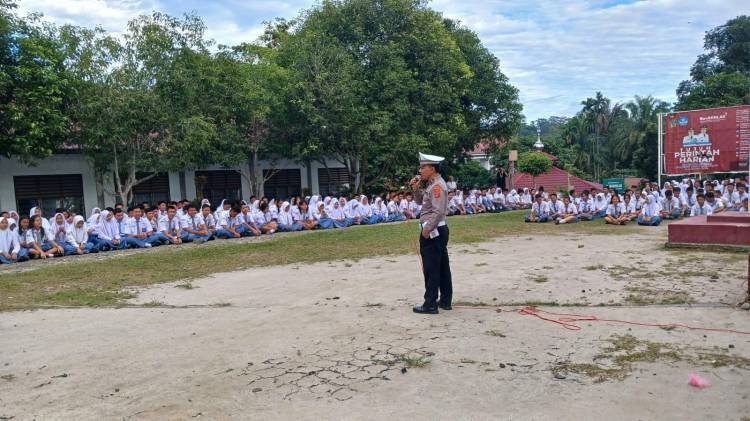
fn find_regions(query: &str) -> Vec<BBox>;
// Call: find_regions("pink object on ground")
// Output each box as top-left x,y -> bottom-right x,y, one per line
688,373 -> 710,388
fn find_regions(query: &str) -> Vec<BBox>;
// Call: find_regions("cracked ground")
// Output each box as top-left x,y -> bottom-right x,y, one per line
1,227 -> 749,420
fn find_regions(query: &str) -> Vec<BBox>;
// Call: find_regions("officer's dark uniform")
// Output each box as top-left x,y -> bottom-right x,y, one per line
413,171 -> 452,314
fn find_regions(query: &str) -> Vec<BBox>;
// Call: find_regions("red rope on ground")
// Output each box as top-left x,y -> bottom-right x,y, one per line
453,305 -> 750,335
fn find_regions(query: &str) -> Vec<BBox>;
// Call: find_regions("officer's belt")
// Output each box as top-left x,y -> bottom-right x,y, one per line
437,220 -> 447,227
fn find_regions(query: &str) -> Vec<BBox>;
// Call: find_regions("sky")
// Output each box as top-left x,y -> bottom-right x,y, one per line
17,0 -> 747,121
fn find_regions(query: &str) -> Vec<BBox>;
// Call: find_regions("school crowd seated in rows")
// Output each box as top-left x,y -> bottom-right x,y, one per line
1,176 -> 748,265
522,177 -> 749,226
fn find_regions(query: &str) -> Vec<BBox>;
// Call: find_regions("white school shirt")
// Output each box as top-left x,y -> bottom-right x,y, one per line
578,198 -> 593,214
0,227 -> 20,255
185,214 -> 206,232
202,213 -> 217,229
690,203 -> 713,216
707,199 -> 724,212
387,200 -> 401,215
623,201 -> 636,214
564,203 -> 578,215
660,197 -> 680,213
158,215 -> 182,235
722,191 -> 741,209
606,203 -> 625,218
548,200 -> 563,215
531,201 -> 549,217
127,217 -> 153,236
97,218 -> 121,241
683,193 -> 697,208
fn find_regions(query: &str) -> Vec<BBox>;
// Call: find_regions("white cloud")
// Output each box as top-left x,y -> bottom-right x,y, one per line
18,0 -> 747,120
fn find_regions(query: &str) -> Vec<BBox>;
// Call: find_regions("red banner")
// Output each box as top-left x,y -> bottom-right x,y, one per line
664,105 -> 750,175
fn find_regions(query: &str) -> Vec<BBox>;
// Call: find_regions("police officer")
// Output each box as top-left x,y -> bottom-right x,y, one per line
410,152 -> 453,314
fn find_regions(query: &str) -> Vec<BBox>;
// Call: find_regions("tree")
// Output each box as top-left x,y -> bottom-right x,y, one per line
280,0 -> 521,193
612,95 -> 670,180
517,152 -> 552,189
677,15 -> 750,110
453,160 -> 494,189
0,2 -> 71,163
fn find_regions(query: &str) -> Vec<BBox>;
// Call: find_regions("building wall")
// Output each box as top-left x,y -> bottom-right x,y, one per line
469,154 -> 491,171
0,154 -> 102,214
0,154 -> 348,212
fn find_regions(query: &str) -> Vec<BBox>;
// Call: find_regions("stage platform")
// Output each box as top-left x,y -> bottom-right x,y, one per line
667,212 -> 750,248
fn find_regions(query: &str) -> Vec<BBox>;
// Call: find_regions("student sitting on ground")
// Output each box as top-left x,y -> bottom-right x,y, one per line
577,190 -> 594,221
555,195 -> 578,224
159,205 -> 183,245
0,216 -> 26,264
604,195 -> 628,225
65,215 -> 98,254
659,190 -> 681,220
704,191 -> 725,213
622,193 -> 638,221
547,193 -> 564,221
216,206 -> 245,239
592,193 -> 608,218
298,200 -> 318,230
637,196 -> 662,226
690,193 -> 713,216
26,215 -> 60,258
525,194 -> 550,223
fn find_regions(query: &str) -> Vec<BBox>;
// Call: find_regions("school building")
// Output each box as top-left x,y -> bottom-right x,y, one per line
0,153 -> 349,217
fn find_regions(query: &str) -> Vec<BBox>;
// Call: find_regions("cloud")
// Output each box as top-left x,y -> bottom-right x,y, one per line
18,0 -> 747,120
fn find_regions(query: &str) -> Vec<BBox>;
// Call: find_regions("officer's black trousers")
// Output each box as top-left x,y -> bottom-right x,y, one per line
419,225 -> 452,307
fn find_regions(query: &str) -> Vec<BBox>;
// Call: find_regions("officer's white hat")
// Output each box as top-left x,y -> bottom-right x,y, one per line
419,152 -> 445,165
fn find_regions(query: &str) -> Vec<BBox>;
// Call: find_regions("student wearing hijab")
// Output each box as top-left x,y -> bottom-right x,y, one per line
277,201 -> 303,232
343,197 -> 361,225
330,199 -> 348,228
372,197 -> 389,222
357,196 -> 375,224
316,202 -> 334,229
604,195 -> 628,225
94,210 -> 122,251
0,217 -> 26,264
65,215 -> 98,254
49,213 -> 70,252
637,196 -> 662,226
555,195 -> 578,224
592,193 -> 608,218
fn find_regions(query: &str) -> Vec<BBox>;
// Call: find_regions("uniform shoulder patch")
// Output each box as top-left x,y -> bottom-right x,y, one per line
433,185 -> 441,198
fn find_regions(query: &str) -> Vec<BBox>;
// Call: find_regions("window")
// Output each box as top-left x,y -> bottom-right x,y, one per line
263,169 -> 301,200
14,174 -> 85,218
194,170 -> 241,206
318,167 -> 350,197
131,173 -> 170,206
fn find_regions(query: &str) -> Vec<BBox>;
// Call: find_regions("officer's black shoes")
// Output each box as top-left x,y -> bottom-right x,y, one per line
413,305 -> 439,314
438,303 -> 452,311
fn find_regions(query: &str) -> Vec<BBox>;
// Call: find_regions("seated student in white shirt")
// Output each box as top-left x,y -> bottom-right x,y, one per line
622,193 -> 638,221
125,206 -> 159,248
721,184 -> 741,211
682,186 -> 697,216
592,193 -> 608,218
547,193 -> 564,221
525,194 -> 550,223
659,190 -> 681,220
704,191 -> 725,213
0,217 -> 24,264
690,193 -> 714,216
637,195 -> 662,226
216,206 -> 245,238
239,204 -> 262,237
65,215 -> 98,254
604,195 -> 628,225
297,200 -> 319,230
736,184 -> 749,207
158,205 -> 183,245
181,204 -> 211,243
200,204 -> 218,239
555,196 -> 578,224
577,190 -> 594,221
740,197 -> 748,213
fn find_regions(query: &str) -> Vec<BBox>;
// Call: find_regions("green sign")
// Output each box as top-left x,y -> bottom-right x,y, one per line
602,178 -> 625,192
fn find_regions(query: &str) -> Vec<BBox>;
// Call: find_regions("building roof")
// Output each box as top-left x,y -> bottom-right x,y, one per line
514,166 -> 602,192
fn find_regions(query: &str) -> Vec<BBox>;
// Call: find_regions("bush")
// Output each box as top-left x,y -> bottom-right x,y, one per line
451,160 -> 495,189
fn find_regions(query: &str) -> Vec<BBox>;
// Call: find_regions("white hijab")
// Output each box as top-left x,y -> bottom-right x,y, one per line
67,215 -> 88,244
278,201 -> 294,225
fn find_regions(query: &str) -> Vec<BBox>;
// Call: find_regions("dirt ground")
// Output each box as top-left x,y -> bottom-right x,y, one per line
1,226 -> 749,420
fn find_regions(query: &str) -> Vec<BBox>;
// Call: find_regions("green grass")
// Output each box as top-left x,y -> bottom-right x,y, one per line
0,211 -> 642,310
